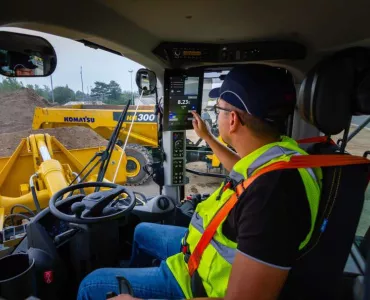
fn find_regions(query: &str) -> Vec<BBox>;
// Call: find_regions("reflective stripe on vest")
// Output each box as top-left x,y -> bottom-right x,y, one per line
247,146 -> 297,177
190,212 -> 236,265
235,145 -> 318,182
166,136 -> 322,299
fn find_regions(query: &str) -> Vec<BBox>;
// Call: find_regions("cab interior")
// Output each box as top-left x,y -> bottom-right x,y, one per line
0,0 -> 370,299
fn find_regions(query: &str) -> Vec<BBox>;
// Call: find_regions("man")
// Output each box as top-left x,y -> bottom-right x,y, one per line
78,65 -> 321,300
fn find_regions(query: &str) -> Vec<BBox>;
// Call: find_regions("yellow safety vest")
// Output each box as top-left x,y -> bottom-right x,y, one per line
166,136 -> 322,298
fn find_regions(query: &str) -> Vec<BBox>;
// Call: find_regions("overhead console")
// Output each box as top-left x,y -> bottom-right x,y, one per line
153,41 -> 306,67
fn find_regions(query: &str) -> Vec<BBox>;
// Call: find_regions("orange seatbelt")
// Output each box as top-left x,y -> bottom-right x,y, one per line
297,136 -> 336,145
187,154 -> 370,277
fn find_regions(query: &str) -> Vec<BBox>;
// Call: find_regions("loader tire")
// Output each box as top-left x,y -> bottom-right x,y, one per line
124,144 -> 153,186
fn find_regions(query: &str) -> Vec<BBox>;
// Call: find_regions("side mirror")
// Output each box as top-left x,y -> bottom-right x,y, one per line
135,68 -> 157,95
0,31 -> 57,77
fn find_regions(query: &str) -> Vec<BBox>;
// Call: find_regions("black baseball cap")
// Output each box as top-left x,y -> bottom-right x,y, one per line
209,65 -> 296,122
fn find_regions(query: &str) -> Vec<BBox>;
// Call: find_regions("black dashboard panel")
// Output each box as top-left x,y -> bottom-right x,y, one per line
31,200 -> 72,240
153,41 -> 306,67
40,214 -> 70,239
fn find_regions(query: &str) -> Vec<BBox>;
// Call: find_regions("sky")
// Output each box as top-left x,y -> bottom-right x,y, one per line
0,27 -> 144,93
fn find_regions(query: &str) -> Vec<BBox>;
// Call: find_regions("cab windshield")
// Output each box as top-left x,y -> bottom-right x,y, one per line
0,26 -> 369,258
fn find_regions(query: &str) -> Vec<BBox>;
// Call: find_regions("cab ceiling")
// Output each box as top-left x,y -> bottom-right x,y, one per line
1,0 -> 370,76
97,0 -> 370,50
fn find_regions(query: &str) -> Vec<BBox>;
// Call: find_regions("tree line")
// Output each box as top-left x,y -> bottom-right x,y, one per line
0,77 -> 137,105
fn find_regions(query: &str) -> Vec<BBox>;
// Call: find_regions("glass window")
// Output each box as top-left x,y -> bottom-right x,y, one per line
357,186 -> 370,237
184,71 -> 229,197
337,116 -> 370,237
0,27 -> 143,105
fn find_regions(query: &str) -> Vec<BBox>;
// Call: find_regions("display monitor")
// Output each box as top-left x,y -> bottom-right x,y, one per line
163,69 -> 203,131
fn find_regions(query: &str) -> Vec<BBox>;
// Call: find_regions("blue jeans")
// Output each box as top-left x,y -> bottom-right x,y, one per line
78,223 -> 187,300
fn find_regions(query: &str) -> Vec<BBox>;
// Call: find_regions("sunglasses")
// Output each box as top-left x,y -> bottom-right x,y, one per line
213,104 -> 232,115
213,104 -> 244,125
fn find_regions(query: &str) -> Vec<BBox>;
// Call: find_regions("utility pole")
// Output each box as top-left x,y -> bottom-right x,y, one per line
129,70 -> 133,104
50,75 -> 55,103
80,66 -> 84,98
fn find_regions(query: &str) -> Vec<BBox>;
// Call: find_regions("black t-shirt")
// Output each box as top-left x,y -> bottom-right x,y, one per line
222,169 -> 311,269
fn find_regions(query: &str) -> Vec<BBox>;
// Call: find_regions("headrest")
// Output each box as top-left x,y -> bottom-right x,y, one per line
299,47 -> 370,135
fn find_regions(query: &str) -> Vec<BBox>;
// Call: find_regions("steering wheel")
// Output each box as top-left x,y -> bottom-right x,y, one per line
49,182 -> 136,224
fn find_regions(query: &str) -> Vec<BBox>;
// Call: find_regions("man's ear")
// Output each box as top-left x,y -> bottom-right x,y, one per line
229,111 -> 240,134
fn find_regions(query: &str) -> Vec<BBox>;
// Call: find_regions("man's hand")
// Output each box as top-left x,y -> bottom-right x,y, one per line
191,111 -> 211,140
191,111 -> 240,172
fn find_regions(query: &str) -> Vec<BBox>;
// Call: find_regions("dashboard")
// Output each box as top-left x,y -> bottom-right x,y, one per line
38,204 -> 71,239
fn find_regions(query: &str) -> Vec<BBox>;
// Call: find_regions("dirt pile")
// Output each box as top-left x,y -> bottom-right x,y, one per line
0,127 -> 108,157
0,89 -> 51,134
0,89 -> 108,156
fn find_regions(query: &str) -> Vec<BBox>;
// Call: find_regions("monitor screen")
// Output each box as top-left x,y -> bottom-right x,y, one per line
164,70 -> 203,131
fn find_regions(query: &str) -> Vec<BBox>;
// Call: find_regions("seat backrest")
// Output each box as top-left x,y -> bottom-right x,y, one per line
280,48 -> 370,300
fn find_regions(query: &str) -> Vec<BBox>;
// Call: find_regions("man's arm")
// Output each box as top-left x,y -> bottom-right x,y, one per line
193,252 -> 288,300
224,252 -> 288,300
191,112 -> 240,172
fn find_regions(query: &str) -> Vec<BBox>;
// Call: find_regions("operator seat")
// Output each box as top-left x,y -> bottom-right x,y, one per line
280,48 -> 370,300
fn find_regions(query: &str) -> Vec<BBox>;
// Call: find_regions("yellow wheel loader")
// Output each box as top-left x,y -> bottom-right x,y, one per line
32,104 -> 157,185
0,133 -> 128,247
33,104 -> 226,181
0,91 -> 133,250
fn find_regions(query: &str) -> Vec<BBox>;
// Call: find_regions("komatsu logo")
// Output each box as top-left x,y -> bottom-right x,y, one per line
64,117 -> 95,123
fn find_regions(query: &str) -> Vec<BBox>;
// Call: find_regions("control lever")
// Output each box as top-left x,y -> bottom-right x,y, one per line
192,194 -> 202,207
105,292 -> 117,299
175,193 -> 210,227
106,276 -> 133,299
54,228 -> 80,246
117,276 -> 133,295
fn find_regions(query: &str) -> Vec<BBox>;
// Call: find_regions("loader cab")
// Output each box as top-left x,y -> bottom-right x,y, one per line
0,35 -> 368,299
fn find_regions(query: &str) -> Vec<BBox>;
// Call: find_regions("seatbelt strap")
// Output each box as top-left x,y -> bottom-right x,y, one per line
187,154 -> 370,277
297,136 -> 336,145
